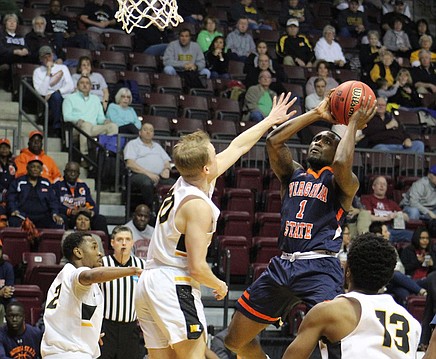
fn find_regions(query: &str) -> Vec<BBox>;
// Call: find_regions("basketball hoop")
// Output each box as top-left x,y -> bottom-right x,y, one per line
115,0 -> 183,34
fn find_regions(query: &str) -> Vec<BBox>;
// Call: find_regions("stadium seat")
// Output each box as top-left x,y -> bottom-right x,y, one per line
61,0 -> 85,13
170,117 -> 205,136
406,295 -> 426,323
252,236 -> 280,264
394,109 -> 422,134
144,93 -> 178,118
127,52 -> 158,73
262,190 -> 282,213
178,94 -> 209,121
217,235 -> 250,278
13,284 -> 43,325
0,228 -> 32,268
22,252 -> 57,283
206,120 -> 237,140
218,210 -> 253,244
209,97 -> 241,122
93,50 -> 127,71
140,115 -> 171,136
228,60 -> 246,81
223,188 -> 255,221
26,264 -> 64,301
254,212 -> 281,237
265,169 -> 281,191
282,65 -> 306,85
63,47 -> 92,63
38,228 -> 64,262
151,73 -> 183,95
118,70 -> 151,94
101,32 -> 133,53
249,262 -> 268,283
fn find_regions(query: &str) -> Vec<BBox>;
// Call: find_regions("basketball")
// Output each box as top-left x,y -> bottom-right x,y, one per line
330,81 -> 375,125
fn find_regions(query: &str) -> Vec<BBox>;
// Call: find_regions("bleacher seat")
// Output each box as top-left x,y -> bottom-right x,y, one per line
406,295 -> 426,323
217,235 -> 250,278
209,97 -> 241,122
93,50 -> 127,71
151,73 -> 183,95
127,52 -> 158,73
218,211 -> 253,245
255,212 -> 281,237
249,262 -> 268,282
144,93 -> 178,118
22,252 -> 57,283
26,264 -> 63,301
38,228 -> 64,262
170,117 -> 205,136
140,115 -> 171,136
0,228 -> 32,268
262,190 -> 281,213
223,188 -> 255,221
178,94 -> 209,121
13,284 -> 43,324
252,236 -> 280,264
234,167 -> 263,194
206,120 -> 237,140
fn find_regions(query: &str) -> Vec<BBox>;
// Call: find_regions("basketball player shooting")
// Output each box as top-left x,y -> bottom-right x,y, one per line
224,93 -> 377,359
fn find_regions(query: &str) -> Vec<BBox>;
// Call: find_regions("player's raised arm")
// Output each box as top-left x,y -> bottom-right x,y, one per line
211,93 -> 297,181
332,96 -> 376,210
79,266 -> 142,285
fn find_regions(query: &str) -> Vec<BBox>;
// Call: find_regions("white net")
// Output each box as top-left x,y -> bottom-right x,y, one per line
115,0 -> 183,34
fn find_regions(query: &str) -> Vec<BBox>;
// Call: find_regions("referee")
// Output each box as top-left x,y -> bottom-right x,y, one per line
100,225 -> 146,358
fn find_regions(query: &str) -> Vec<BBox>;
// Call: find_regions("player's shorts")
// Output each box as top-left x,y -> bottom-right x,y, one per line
236,254 -> 344,326
134,266 -> 207,349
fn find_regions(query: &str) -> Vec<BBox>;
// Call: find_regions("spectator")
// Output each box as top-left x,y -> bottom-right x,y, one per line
305,60 -> 338,95
382,17 -> 412,61
381,0 -> 412,19
133,19 -> 169,56
388,68 -> 422,108
314,25 -> 347,68
62,75 -> 118,167
401,166 -> 436,220
123,122 -> 175,209
99,226 -> 146,359
25,15 -> 57,64
359,30 -> 384,81
15,130 -> 62,183
279,0 -> 314,34
71,56 -> 109,110
125,204 -> 154,255
410,35 -> 436,67
410,19 -> 436,51
79,0 -> 123,35
32,45 -> 75,137
54,161 -> 108,234
276,18 -> 314,67
375,77 -> 399,98
163,28 -> 210,79
242,70 -> 277,122
41,232 -> 141,358
369,50 -> 400,87
0,13 -> 31,65
197,16 -> 223,53
60,211 -> 105,264
381,0 -> 414,37
44,0 -> 89,53
244,53 -> 286,94
8,157 -> 64,229
0,138 -> 15,224
369,221 -> 428,306
226,17 -> 256,62
106,88 -> 142,134
361,175 -> 413,243
244,40 -> 279,74
0,241 -> 14,325
177,0 -> 206,25
305,77 -> 326,111
205,36 -> 231,79
0,302 -> 42,359
337,0 -> 369,39
229,0 -> 272,30
411,49 -> 436,94
359,96 -> 425,153
400,227 -> 435,281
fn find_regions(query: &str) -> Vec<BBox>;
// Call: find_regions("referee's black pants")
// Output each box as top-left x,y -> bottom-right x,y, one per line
99,319 -> 141,359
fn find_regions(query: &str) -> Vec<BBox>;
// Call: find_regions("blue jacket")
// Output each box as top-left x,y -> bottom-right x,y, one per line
0,324 -> 42,359
53,179 -> 98,217
7,176 -> 59,218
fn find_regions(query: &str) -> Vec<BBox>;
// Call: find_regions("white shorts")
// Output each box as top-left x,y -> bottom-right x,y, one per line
134,266 -> 207,349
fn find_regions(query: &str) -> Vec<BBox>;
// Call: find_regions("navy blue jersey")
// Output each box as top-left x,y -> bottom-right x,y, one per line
279,166 -> 346,253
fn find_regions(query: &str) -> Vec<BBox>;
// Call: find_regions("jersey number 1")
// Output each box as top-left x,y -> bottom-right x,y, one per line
296,200 -> 307,219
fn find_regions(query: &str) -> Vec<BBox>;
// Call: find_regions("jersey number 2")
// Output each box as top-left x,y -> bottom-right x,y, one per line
46,284 -> 62,309
375,310 -> 410,353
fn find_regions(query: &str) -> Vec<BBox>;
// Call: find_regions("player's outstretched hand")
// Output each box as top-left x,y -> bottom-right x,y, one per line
267,92 -> 297,126
348,95 -> 377,130
313,89 -> 336,124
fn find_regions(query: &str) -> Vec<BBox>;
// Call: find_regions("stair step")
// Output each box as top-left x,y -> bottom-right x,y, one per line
100,192 -> 123,205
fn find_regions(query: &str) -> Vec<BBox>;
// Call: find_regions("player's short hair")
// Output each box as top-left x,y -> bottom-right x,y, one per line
111,225 -> 133,239
62,231 -> 92,261
173,130 -> 211,178
347,233 -> 396,292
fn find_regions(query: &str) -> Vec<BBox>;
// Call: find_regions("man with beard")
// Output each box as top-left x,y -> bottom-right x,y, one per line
24,15 -> 57,64
224,94 -> 377,359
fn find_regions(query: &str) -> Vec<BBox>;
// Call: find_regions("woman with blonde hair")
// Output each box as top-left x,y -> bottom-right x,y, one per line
196,16 -> 223,53
388,68 -> 422,108
410,34 -> 436,67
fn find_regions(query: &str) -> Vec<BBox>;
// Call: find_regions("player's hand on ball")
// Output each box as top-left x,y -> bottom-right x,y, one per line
348,95 -> 377,130
314,89 -> 336,124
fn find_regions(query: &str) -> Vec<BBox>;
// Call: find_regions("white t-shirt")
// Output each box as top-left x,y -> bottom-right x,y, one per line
124,138 -> 171,175
41,263 -> 104,358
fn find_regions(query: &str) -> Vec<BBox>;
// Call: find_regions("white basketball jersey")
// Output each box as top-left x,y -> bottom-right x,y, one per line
41,263 -> 104,359
145,177 -> 220,270
330,292 -> 421,359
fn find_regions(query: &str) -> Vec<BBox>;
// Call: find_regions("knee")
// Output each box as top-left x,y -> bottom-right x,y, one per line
163,66 -> 176,75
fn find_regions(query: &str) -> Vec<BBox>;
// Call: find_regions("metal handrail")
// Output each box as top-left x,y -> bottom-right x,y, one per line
18,79 -> 48,153
0,127 -> 18,154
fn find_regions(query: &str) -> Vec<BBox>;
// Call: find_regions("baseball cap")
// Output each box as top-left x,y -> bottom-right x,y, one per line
39,46 -> 53,58
429,165 -> 436,175
29,130 -> 43,139
286,18 -> 299,27
28,156 -> 43,166
0,138 -> 11,147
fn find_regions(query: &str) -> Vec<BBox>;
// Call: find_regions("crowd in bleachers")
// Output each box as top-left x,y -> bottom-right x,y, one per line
1,0 -> 436,353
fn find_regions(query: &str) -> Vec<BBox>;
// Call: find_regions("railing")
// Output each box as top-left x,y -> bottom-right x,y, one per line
0,127 -> 18,153
64,122 -> 109,207
18,79 -> 48,153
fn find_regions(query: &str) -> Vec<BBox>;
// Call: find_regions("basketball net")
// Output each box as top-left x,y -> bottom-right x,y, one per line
115,0 -> 183,34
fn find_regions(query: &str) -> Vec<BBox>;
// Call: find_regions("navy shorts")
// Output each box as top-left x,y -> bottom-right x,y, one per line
236,256 -> 344,325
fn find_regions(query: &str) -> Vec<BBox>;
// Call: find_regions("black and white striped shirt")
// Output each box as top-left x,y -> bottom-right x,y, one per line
101,255 -> 146,322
